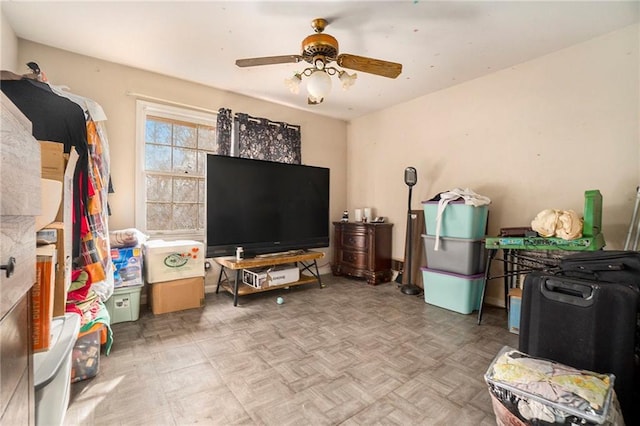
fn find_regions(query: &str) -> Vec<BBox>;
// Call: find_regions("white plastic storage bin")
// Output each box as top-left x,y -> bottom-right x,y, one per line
422,234 -> 486,275
143,240 -> 205,283
421,267 -> 484,314
422,200 -> 488,239
105,284 -> 143,324
34,313 -> 81,426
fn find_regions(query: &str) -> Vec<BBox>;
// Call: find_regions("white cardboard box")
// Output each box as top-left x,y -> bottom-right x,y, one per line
143,240 -> 205,283
242,264 -> 300,289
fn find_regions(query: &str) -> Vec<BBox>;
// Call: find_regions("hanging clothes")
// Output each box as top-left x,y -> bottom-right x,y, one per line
1,69 -> 114,301
0,78 -> 87,155
1,75 -> 90,263
49,86 -> 114,301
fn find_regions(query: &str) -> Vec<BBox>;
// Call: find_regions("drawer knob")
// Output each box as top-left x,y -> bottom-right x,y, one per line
1,257 -> 16,278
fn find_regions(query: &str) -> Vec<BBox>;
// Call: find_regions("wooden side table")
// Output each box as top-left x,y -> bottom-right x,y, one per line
332,222 -> 393,285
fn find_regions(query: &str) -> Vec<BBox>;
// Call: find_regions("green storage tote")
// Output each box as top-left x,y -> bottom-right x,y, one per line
105,284 -> 143,324
423,200 -> 488,239
421,267 -> 484,314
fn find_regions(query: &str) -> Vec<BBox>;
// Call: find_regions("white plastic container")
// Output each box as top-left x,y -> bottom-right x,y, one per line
143,240 -> 205,283
34,313 -> 81,426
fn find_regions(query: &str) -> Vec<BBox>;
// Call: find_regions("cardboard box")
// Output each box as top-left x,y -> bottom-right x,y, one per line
508,288 -> 522,334
143,240 -> 204,283
111,247 -> 143,287
40,141 -> 66,222
33,245 -> 57,352
40,141 -> 65,181
149,276 -> 205,315
39,223 -> 71,318
242,264 -> 300,289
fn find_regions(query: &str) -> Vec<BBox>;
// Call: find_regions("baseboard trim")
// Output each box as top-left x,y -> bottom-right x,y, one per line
484,295 -> 505,308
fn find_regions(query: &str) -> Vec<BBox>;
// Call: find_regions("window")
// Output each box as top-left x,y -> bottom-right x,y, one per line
135,101 -> 218,240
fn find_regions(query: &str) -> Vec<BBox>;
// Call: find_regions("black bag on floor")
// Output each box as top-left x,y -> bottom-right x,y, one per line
519,271 -> 639,424
558,250 -> 640,290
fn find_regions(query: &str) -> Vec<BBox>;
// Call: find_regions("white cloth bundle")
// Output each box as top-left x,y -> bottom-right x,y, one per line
531,209 -> 583,240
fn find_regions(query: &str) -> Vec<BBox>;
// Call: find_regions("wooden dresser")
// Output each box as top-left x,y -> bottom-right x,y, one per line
332,222 -> 393,285
1,93 -> 40,425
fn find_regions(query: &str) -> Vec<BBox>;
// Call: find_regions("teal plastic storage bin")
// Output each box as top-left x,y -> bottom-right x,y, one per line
105,284 -> 143,324
422,200 -> 488,239
421,267 -> 484,314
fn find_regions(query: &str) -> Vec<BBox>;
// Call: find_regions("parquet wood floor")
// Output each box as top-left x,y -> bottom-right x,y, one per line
64,274 -> 517,425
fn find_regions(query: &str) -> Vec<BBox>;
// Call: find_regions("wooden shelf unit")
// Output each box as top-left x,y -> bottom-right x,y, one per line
214,250 -> 324,306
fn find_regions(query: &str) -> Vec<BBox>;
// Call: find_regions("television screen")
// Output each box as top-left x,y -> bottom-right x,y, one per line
206,154 -> 330,257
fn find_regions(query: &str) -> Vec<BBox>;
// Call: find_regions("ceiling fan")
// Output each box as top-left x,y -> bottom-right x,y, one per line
235,18 -> 403,104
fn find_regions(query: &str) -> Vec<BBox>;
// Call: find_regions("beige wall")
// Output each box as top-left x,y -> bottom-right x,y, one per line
13,40 -> 348,269
6,24 -> 639,305
0,9 -> 18,70
348,24 -> 639,306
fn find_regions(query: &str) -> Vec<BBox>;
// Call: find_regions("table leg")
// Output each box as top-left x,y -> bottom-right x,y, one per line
234,269 -> 240,306
313,260 -> 324,288
216,266 -> 224,294
503,249 -> 511,310
478,249 -> 497,325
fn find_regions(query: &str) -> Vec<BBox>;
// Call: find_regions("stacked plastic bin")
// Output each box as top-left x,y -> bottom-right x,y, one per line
420,199 -> 489,314
107,245 -> 144,324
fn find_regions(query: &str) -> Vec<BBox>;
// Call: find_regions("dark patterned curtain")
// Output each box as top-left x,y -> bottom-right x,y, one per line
236,113 -> 301,164
215,107 -> 232,156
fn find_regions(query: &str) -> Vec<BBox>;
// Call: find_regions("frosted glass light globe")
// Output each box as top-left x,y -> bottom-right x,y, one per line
306,70 -> 332,100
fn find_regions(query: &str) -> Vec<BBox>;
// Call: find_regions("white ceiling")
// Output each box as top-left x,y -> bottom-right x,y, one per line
2,1 -> 639,121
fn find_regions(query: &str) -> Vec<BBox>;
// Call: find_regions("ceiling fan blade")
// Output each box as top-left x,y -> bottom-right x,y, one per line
336,54 -> 402,79
235,55 -> 304,67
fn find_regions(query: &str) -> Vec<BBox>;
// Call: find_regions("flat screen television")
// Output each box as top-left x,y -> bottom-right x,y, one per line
206,154 -> 330,258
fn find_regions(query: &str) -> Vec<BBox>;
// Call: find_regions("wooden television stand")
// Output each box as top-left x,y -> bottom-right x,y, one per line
214,250 -> 324,306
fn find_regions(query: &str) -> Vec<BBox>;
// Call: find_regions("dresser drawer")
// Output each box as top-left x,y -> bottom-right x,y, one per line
339,250 -> 368,269
341,231 -> 368,250
0,294 -> 29,418
0,217 -> 37,319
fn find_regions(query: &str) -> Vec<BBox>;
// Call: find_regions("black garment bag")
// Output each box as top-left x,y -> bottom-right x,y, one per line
559,250 -> 640,289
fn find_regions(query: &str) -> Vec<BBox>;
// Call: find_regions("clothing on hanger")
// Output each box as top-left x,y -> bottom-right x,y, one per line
1,78 -> 87,155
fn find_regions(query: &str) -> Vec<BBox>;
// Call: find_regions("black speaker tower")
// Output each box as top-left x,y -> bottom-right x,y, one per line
401,167 -> 421,295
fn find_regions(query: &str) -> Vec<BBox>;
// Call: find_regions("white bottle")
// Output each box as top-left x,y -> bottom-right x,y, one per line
236,247 -> 244,261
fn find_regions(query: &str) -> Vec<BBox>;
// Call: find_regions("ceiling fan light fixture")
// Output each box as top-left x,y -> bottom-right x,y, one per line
284,73 -> 302,94
313,56 -> 326,70
235,18 -> 401,105
306,70 -> 332,100
307,95 -> 323,105
338,70 -> 357,91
